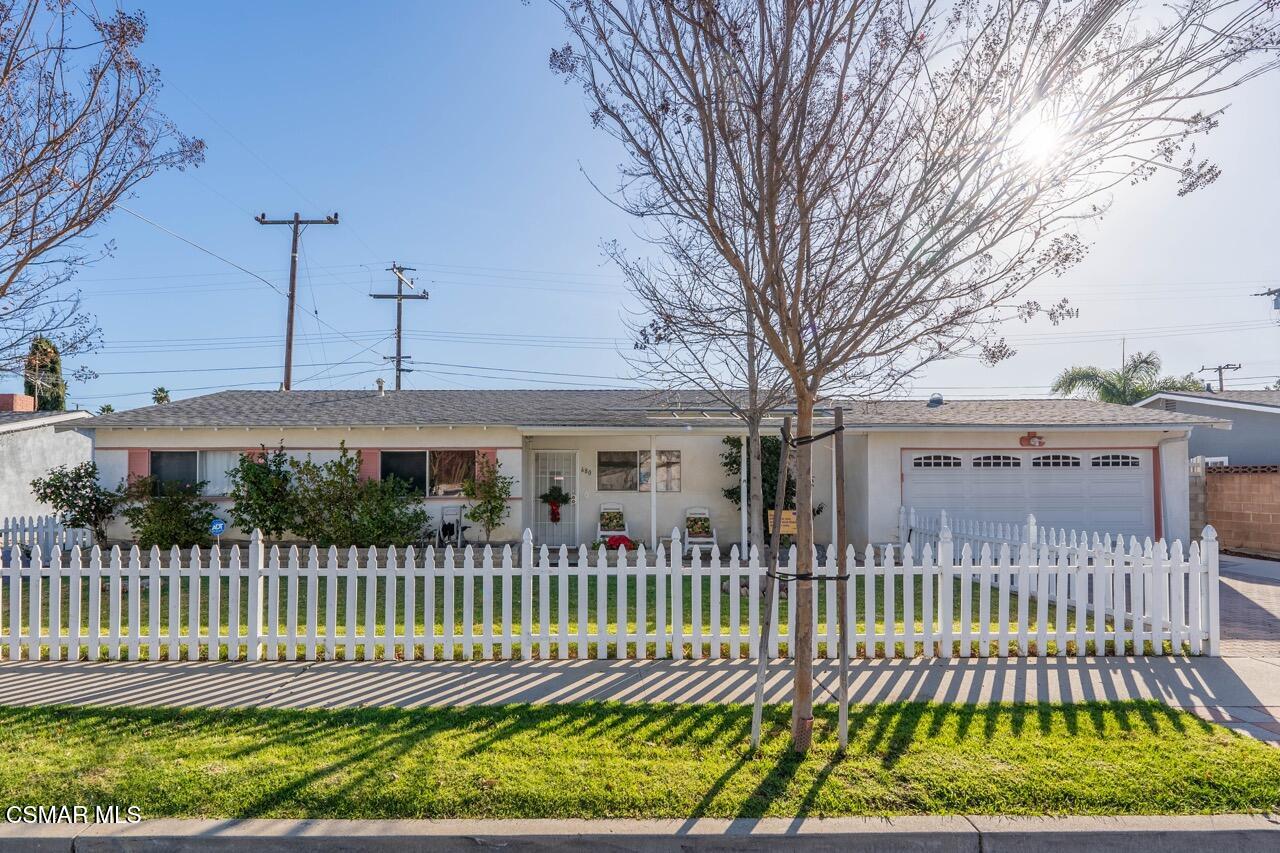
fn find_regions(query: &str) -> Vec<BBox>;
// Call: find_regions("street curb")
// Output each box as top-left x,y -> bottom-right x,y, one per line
1,815 -> 1278,852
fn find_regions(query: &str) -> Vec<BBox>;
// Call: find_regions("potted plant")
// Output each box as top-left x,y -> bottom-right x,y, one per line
539,485 -> 572,524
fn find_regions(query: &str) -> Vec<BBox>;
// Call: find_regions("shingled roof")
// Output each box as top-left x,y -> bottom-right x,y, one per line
73,389 -> 1224,430
1139,389 -> 1280,411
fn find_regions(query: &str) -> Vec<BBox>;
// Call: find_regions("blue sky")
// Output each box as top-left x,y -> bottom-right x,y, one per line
10,2 -> 1279,409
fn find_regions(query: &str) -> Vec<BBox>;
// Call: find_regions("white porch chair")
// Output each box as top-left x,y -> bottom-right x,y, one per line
596,502 -> 628,541
683,506 -> 717,558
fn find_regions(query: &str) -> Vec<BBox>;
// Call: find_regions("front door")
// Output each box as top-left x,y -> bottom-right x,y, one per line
534,451 -> 578,546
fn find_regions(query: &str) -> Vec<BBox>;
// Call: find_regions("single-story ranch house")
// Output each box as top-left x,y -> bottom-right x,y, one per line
64,389 -> 1226,548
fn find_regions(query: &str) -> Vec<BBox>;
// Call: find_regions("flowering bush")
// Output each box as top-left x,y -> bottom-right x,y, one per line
606,534 -> 637,550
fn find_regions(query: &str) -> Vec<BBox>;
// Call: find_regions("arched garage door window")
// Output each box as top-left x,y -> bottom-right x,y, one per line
1092,453 -> 1141,468
912,454 -> 961,468
1031,454 -> 1081,468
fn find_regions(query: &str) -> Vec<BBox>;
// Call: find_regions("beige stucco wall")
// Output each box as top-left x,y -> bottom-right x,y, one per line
523,432 -> 746,549
92,425 -> 525,544
857,428 -> 1186,545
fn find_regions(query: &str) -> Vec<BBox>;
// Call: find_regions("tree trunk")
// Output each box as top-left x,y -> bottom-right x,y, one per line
791,392 -> 815,753
747,418 -> 765,556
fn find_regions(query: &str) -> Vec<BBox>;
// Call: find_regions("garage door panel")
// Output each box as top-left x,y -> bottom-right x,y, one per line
902,449 -> 1154,539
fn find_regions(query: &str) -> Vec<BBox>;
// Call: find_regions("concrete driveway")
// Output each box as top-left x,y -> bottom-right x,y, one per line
1219,553 -> 1280,658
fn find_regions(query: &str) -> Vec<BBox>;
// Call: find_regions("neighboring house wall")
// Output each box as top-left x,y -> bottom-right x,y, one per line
1203,467 -> 1280,558
92,426 -> 525,543
1138,399 -> 1277,465
0,420 -> 92,517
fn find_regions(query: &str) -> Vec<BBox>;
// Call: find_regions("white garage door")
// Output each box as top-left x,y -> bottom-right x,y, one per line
902,449 -> 1155,539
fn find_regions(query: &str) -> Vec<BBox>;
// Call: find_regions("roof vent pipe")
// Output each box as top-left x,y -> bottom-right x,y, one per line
376,377 -> 386,397
927,393 -> 944,408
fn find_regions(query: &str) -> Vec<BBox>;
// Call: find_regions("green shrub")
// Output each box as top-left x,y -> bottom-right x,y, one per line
225,444 -> 295,539
30,462 -> 121,543
289,443 -> 431,548
120,477 -> 218,550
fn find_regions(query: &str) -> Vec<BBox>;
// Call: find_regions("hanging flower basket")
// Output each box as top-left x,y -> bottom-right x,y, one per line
539,485 -> 572,524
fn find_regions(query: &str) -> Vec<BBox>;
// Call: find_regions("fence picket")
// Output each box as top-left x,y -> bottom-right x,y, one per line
501,545 -> 514,659
636,545 -> 649,659
481,546 -> 494,660
462,546 -> 475,660
285,546 -> 299,662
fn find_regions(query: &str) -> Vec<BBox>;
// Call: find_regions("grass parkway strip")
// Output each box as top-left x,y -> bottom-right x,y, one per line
1,701 -> 1277,820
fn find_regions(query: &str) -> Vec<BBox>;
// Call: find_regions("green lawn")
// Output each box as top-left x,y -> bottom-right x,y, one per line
13,574 -> 1107,660
0,701 -> 1275,818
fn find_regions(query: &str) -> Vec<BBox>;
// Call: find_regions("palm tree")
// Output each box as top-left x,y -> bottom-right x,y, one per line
97,404 -> 114,414
1051,351 -> 1203,405
151,387 -> 170,405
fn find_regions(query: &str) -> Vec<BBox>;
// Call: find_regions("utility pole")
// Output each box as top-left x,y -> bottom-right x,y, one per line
1199,363 -> 1242,391
1254,287 -> 1280,311
370,262 -> 429,391
255,211 -> 339,390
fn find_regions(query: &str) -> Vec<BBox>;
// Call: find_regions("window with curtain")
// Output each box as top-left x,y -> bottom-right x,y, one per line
430,450 -> 475,496
639,450 -> 681,492
597,451 -> 639,491
200,450 -> 243,497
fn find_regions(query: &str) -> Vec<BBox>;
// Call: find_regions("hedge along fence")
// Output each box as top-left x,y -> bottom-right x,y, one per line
0,522 -> 1219,662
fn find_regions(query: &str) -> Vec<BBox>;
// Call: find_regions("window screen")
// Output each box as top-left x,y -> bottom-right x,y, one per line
382,451 -> 428,494
429,450 -> 475,497
150,451 -> 198,494
598,451 -> 639,491
639,450 -> 681,492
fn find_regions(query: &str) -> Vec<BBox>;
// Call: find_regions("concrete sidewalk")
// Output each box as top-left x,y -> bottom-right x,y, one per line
2,655 -> 1279,741
3,815 -> 1279,853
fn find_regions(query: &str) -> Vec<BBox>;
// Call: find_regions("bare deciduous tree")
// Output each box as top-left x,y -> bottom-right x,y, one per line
0,1 -> 203,371
617,237 -> 791,555
552,0 -> 1279,751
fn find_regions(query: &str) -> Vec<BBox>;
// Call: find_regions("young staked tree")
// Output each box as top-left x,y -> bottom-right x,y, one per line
0,1 -> 203,373
552,0 -> 1280,751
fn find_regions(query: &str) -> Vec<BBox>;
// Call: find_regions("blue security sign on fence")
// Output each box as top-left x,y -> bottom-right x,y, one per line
210,518 -> 226,537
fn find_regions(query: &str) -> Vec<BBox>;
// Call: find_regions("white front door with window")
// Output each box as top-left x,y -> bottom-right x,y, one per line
534,451 -> 578,546
901,449 -> 1156,539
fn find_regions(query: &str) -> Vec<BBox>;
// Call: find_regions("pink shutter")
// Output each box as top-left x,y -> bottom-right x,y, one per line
358,449 -> 380,482
127,449 -> 150,483
478,448 -> 498,468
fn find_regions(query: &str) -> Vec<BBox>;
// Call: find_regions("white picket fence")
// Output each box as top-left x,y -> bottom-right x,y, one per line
0,520 -> 1219,662
901,507 -> 1221,656
1,515 -> 93,555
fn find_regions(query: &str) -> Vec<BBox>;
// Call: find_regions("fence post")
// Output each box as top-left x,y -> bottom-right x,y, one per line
1203,525 -> 1220,657
898,506 -> 908,546
247,529 -> 265,661
520,529 -> 533,660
